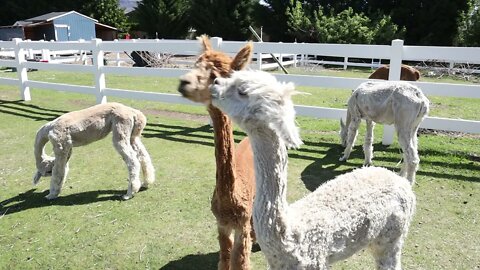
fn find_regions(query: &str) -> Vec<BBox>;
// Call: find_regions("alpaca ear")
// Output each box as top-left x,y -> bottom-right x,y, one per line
33,171 -> 42,185
198,35 -> 212,52
231,42 -> 253,71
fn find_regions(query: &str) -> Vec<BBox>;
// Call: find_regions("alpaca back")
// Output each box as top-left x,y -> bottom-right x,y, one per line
369,65 -> 420,81
288,167 -> 415,265
350,81 -> 427,125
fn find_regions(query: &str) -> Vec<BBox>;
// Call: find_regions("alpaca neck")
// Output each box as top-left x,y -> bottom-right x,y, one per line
34,124 -> 50,168
345,109 -> 352,128
207,104 -> 237,194
248,128 -> 290,246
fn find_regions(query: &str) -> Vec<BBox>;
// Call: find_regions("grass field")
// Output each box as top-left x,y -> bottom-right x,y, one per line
0,69 -> 479,269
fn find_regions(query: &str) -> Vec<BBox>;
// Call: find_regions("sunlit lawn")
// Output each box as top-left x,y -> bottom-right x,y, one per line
0,68 -> 479,269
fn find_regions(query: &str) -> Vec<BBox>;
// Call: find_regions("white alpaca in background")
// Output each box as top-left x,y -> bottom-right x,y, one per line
33,102 -> 155,200
340,81 -> 429,184
210,71 -> 416,270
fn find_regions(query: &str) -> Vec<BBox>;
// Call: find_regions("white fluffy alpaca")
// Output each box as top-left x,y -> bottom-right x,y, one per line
340,81 -> 429,184
210,71 -> 416,270
33,102 -> 155,200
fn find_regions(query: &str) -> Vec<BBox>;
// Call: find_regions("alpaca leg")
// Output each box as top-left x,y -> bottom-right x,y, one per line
398,132 -> 419,184
339,118 -> 360,161
370,240 -> 403,270
231,224 -> 252,270
218,225 -> 233,270
131,136 -> 155,187
370,228 -> 406,270
113,127 -> 141,200
46,147 -> 71,200
363,120 -> 375,166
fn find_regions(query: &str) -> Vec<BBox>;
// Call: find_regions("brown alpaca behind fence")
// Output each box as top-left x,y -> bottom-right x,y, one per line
369,64 -> 420,81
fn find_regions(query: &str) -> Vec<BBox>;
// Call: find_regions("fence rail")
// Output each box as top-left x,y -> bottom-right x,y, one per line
1,37 -> 479,145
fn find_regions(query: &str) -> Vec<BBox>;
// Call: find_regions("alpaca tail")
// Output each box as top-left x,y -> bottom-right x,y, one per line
131,110 -> 155,186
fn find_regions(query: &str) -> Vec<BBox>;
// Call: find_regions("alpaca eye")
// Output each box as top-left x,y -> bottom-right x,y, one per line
238,89 -> 247,96
213,78 -> 220,85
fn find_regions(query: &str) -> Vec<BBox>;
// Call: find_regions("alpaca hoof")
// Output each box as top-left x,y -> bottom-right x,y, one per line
122,194 -> 133,200
363,162 -> 372,167
45,193 -> 58,200
339,156 -> 347,162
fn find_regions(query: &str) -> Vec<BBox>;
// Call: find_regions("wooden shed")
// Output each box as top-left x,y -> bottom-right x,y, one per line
0,11 -> 118,41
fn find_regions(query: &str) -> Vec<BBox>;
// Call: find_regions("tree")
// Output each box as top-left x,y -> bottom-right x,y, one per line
286,1 -> 404,44
277,0 -> 470,45
256,0 -> 295,41
132,0 -> 190,39
81,0 -> 129,32
455,0 -> 480,46
189,0 -> 257,40
0,0 -> 83,26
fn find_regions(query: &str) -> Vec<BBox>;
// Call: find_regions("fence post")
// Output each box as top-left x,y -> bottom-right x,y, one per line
382,39 -> 404,145
257,53 -> 263,70
92,38 -> 107,104
13,38 -> 31,101
343,57 -> 348,70
210,37 -> 222,51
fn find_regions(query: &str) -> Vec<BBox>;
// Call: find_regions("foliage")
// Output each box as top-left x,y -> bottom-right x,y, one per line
371,14 -> 406,45
131,0 -> 190,39
256,0 -> 295,41
386,0 -> 470,45
286,1 -> 404,44
455,0 -> 480,46
189,0 -> 257,40
261,0 -> 469,45
81,0 -> 130,32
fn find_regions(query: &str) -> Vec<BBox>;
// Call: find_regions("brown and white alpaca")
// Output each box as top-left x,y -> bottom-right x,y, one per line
369,64 -> 420,81
177,36 -> 255,270
33,102 -> 155,200
210,70 -> 416,270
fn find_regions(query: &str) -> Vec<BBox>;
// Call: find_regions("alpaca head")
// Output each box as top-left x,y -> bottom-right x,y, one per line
210,70 -> 303,149
339,118 -> 348,147
33,156 -> 55,185
178,35 -> 253,104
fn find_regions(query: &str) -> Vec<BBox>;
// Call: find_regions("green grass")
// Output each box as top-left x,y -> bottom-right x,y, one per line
0,70 -> 479,269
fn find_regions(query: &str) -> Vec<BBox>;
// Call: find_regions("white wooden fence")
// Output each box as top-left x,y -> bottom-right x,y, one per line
0,37 -> 479,145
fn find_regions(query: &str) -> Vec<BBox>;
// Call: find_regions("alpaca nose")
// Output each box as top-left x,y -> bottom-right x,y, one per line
177,80 -> 190,95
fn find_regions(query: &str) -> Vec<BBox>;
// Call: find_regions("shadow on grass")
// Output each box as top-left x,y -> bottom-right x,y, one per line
1,100 -> 478,188
159,244 -> 261,270
0,188 -> 128,216
0,99 -> 66,121
298,141 -> 480,191
159,252 -> 218,270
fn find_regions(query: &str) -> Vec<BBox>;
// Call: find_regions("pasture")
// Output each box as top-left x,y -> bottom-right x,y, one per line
0,69 -> 479,269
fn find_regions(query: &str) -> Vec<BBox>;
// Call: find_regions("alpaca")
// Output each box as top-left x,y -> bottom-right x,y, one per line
33,102 -> 155,200
210,70 -> 416,270
339,81 -> 429,184
177,35 -> 256,270
369,64 -> 420,81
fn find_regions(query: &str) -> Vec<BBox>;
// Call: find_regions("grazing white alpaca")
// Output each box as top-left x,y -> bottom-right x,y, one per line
340,81 -> 429,184
33,102 -> 155,200
210,70 -> 416,270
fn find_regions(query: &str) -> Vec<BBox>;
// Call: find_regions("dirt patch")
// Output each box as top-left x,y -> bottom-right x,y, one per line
142,108 -> 209,123
418,128 -> 480,139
